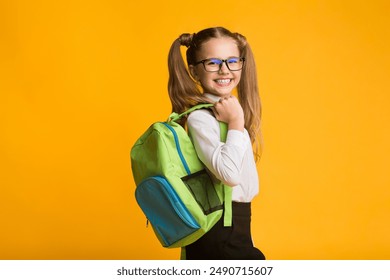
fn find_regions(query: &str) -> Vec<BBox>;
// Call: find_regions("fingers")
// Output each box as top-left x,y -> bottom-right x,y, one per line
217,95 -> 234,103
212,95 -> 241,123
214,95 -> 233,109
214,95 -> 237,110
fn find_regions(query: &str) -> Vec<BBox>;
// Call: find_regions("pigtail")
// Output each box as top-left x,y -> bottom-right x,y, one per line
168,33 -> 205,118
235,33 -> 262,158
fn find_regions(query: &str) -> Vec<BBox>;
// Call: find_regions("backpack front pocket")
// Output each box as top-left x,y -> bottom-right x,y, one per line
135,176 -> 200,247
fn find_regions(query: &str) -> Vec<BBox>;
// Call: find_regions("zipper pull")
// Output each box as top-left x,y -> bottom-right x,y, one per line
146,218 -> 149,227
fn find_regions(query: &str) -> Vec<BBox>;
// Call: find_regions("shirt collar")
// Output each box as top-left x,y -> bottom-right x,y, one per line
203,93 -> 221,103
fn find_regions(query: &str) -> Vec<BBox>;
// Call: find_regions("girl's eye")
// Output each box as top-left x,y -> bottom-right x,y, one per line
227,58 -> 239,64
207,59 -> 222,65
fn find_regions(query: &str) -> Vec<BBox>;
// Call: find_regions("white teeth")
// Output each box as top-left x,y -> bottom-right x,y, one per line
216,79 -> 231,84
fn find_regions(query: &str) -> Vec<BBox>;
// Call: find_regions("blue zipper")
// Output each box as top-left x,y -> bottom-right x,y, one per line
162,122 -> 191,175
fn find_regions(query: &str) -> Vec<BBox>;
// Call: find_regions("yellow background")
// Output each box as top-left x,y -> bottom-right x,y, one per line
1,0 -> 389,259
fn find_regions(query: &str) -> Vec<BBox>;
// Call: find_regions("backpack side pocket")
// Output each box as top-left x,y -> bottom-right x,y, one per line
182,170 -> 223,215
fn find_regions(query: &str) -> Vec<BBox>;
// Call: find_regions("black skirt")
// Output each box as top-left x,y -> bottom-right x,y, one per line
184,202 -> 266,260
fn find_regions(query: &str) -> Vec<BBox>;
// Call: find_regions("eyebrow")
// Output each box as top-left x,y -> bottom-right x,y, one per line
201,56 -> 240,61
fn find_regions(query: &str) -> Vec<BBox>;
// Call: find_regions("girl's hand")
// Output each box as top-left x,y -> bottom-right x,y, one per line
212,95 -> 245,132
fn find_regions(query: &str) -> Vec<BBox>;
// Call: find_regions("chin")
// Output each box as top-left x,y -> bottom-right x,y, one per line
216,89 -> 235,96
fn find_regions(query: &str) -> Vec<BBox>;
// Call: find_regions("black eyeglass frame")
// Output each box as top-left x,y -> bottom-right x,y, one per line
193,57 -> 246,72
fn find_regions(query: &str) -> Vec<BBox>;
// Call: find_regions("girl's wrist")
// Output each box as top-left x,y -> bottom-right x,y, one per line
228,119 -> 245,132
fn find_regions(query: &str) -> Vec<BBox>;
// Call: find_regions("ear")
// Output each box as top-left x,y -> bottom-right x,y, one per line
189,65 -> 199,81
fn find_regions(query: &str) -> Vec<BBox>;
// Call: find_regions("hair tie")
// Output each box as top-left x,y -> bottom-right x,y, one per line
234,32 -> 247,47
179,33 -> 195,47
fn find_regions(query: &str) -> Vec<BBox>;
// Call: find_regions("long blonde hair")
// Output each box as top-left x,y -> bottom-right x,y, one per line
168,27 -> 262,155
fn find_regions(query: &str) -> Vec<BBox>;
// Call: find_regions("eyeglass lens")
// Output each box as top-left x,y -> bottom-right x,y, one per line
204,57 -> 243,72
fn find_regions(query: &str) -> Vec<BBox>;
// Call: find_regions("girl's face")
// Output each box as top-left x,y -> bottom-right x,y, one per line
190,37 -> 242,98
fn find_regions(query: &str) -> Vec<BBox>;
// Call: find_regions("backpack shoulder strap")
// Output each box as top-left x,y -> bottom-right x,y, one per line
219,122 -> 233,227
169,105 -> 233,227
168,103 -> 214,123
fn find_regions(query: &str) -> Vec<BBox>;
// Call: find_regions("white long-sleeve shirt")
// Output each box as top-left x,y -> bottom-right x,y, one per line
186,94 -> 259,202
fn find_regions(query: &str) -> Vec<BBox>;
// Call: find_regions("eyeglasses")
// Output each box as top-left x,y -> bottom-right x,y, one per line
194,57 -> 245,72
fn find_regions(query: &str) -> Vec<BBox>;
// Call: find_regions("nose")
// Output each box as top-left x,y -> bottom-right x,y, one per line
218,61 -> 230,74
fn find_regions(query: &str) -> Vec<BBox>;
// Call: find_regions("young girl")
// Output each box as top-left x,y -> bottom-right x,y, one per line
167,27 -> 265,260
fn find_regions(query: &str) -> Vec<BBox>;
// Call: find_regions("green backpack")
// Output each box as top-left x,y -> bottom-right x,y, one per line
130,103 -> 232,249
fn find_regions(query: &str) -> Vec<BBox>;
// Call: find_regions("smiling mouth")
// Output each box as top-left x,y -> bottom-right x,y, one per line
215,79 -> 232,85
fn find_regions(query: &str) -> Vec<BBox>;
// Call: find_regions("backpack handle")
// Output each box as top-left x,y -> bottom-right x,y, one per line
168,103 -> 214,123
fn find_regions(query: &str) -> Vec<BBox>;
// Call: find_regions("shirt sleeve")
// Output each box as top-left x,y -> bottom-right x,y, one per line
187,109 -> 251,187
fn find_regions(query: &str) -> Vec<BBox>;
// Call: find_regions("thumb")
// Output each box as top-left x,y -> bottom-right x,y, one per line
210,106 -> 220,119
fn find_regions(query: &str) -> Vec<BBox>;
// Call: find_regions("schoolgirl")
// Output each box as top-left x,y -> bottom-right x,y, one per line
167,27 -> 265,260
